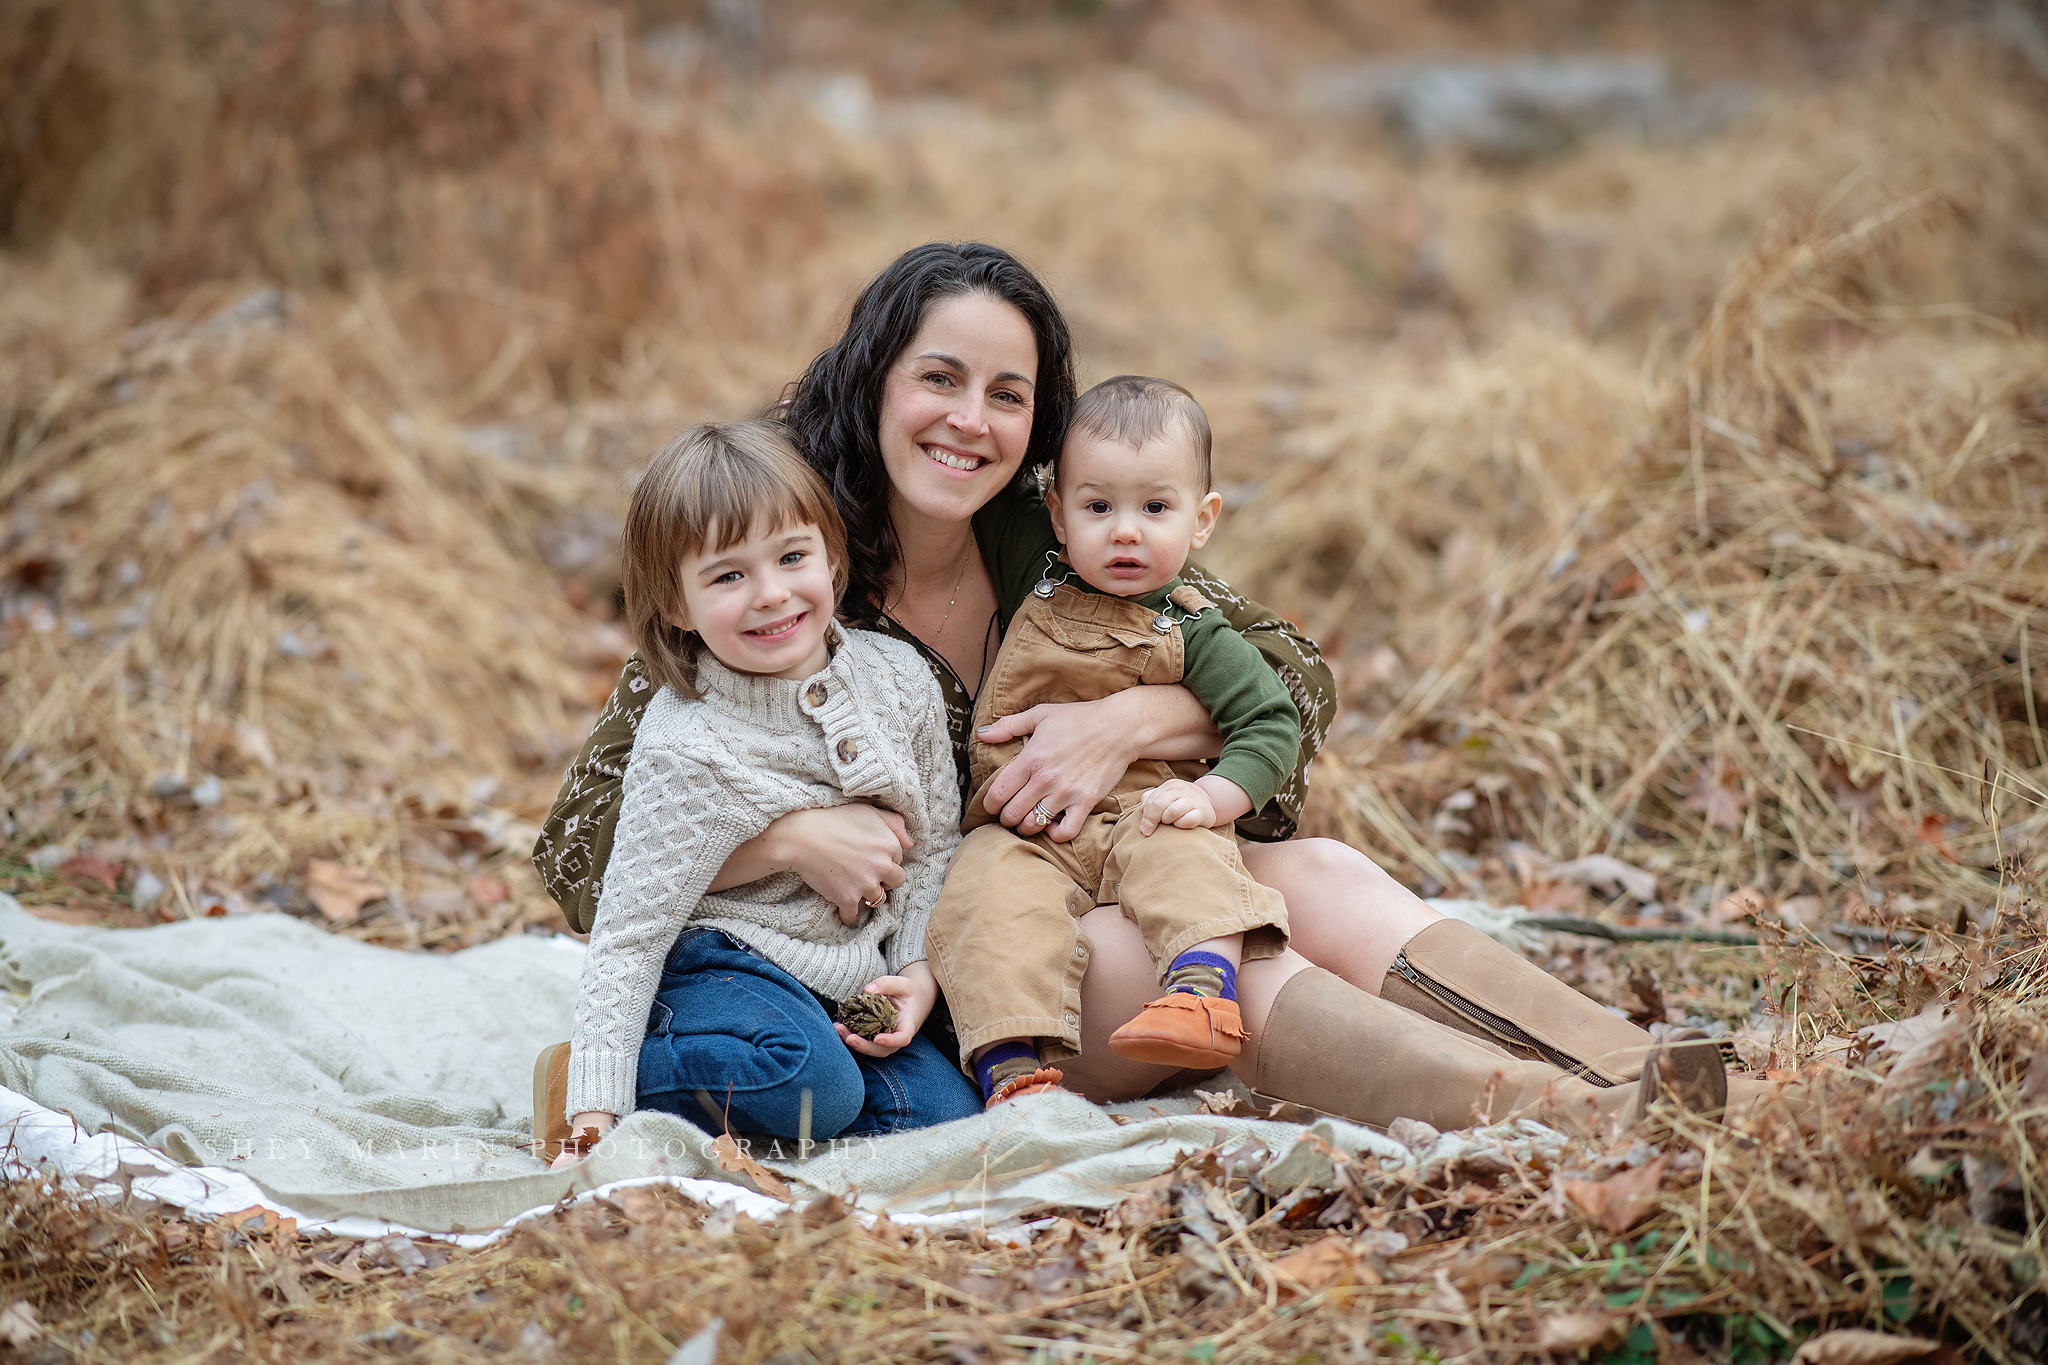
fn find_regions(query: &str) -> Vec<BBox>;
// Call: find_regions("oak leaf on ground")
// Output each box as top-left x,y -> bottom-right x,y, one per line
57,851 -> 124,891
305,859 -> 387,922
1792,1329 -> 1943,1364
1272,1235 -> 1379,1298
1534,1308 -> 1613,1353
711,1132 -> 791,1201
1562,1156 -> 1666,1234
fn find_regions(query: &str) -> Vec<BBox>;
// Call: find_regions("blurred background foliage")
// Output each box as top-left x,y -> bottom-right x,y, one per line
1,0 -> 2045,947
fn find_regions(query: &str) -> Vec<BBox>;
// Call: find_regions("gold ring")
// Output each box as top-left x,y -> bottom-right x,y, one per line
860,894 -> 884,908
1031,800 -> 1055,826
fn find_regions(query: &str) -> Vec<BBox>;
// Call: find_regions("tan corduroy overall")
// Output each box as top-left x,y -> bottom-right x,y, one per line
926,581 -> 1289,1066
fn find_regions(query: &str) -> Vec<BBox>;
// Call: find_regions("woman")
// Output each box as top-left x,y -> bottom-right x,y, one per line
534,242 -> 1716,1135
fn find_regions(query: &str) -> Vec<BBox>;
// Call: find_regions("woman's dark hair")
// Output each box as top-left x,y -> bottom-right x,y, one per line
778,241 -> 1076,623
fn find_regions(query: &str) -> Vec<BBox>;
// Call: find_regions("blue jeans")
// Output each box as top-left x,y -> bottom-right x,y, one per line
635,928 -> 981,1140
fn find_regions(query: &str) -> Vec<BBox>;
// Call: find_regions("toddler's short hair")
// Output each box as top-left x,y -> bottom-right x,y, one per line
623,420 -> 848,699
1063,375 -> 1212,491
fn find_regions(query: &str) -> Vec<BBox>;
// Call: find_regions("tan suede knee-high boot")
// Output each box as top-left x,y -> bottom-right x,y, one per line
1243,968 -> 1724,1137
1381,919 -> 1659,1085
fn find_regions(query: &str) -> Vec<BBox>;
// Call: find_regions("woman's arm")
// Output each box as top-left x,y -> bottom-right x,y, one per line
533,658 -> 913,927
969,564 -> 1333,846
706,804 -> 912,912
972,684 -> 1219,840
531,658 -> 655,934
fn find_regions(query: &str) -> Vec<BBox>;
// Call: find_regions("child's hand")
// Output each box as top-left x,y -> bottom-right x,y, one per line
1140,775 -> 1254,836
1139,778 -> 1218,835
835,961 -> 937,1058
550,1111 -> 616,1169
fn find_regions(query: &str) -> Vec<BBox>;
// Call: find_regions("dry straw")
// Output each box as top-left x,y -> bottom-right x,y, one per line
3,3 -> 2048,1356
1234,196 -> 2048,918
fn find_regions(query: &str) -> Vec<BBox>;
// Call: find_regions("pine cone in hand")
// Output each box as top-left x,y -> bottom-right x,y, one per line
835,992 -> 899,1040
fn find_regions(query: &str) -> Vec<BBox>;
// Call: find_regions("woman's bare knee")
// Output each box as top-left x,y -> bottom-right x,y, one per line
1239,837 -> 1442,989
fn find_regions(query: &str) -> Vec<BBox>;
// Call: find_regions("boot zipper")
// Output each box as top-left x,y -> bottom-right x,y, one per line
1393,951 -> 1616,1087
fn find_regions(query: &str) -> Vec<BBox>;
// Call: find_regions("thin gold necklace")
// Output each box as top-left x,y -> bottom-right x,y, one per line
933,541 -> 974,638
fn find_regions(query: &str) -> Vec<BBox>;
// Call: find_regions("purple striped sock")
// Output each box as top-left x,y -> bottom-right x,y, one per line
1164,950 -> 1237,1001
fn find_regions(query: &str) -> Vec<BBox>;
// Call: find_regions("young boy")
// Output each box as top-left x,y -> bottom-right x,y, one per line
535,421 -> 980,1165
927,375 -> 1301,1107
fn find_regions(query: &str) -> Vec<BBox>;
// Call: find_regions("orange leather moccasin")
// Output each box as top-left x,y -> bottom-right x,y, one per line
986,1066 -> 1068,1108
1108,993 -> 1248,1069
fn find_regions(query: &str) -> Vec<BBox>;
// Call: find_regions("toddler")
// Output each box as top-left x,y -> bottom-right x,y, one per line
536,421 -> 979,1164
927,376 -> 1300,1107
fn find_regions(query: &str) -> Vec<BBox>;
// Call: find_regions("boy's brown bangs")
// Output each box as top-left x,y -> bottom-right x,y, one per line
695,458 -> 840,561
622,421 -> 850,700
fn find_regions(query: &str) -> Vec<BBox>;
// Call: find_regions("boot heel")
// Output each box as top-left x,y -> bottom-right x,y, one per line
1638,1039 -> 1728,1117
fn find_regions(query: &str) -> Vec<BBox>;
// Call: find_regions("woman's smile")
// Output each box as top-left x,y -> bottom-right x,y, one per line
923,443 -> 989,473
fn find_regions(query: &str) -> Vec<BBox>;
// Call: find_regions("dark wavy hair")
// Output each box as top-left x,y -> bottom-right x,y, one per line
778,242 -> 1076,623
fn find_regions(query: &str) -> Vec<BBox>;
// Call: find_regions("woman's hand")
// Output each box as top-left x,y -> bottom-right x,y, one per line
550,1111 -> 616,1169
834,961 -> 937,1058
708,804 -> 912,921
976,686 -> 1220,841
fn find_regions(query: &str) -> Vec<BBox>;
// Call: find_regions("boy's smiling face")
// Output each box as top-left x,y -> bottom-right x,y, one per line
673,519 -> 837,681
1045,427 -> 1222,599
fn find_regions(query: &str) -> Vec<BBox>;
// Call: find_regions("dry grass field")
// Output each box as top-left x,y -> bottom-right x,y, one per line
4,1 -> 2047,1360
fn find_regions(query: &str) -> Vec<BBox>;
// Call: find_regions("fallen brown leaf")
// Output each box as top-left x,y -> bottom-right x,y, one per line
468,871 -> 510,905
1710,886 -> 1770,926
1272,1235 -> 1375,1299
711,1132 -> 791,1201
1685,760 -> 1749,831
269,1257 -> 313,1307
1535,1308 -> 1614,1353
1821,756 -> 1883,817
2022,1050 -> 2048,1105
234,721 -> 277,770
608,1185 -> 671,1223
1452,1250 -> 1526,1290
305,859 -> 387,922
1913,814 -> 1961,863
1624,966 -> 1667,1026
1792,1328 -> 1943,1364
1195,1088 -> 1258,1118
221,1205 -> 297,1239
0,1300 -> 41,1348
307,1254 -> 366,1285
1562,1156 -> 1667,1234
57,851 -> 124,891
1419,1269 -> 1469,1315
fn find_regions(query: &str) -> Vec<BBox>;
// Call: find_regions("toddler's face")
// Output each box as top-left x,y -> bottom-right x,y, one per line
1046,430 -> 1222,598
674,520 -> 837,681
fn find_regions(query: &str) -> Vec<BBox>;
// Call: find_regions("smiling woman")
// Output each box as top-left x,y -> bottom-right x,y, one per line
536,240 -> 1736,1139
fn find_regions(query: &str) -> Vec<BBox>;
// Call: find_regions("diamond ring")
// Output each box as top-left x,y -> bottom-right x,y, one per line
1031,800 -> 1056,827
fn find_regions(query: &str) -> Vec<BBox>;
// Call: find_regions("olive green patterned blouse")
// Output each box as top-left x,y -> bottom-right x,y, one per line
532,474 -> 1335,934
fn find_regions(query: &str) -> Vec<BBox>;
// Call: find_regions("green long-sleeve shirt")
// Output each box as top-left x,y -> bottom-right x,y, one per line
1043,568 -> 1301,813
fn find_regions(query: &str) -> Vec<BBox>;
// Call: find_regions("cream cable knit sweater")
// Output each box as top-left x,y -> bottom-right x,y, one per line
565,623 -> 961,1120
